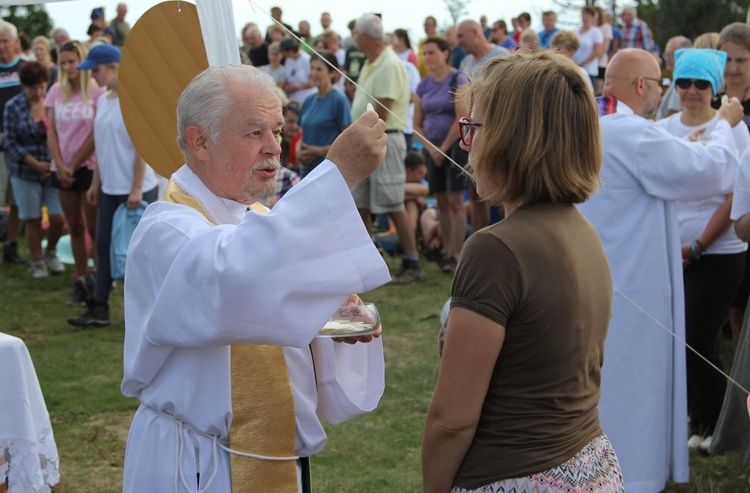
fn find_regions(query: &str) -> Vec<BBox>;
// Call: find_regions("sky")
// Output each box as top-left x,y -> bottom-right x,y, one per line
34,0 -> 566,45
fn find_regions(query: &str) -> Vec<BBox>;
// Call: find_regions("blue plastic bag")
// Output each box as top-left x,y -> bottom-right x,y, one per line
110,201 -> 148,279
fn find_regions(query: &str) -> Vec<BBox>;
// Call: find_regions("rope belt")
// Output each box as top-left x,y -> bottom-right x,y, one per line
158,410 -> 299,493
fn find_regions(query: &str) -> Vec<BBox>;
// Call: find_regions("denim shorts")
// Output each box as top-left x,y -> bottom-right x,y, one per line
10,175 -> 63,220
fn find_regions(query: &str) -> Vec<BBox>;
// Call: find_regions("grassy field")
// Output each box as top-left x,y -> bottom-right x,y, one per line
1,251 -> 749,492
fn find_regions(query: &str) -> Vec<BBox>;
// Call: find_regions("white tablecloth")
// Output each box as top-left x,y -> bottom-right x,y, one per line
0,333 -> 59,492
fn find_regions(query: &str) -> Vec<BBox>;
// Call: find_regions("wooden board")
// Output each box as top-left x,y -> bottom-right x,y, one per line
119,1 -> 208,178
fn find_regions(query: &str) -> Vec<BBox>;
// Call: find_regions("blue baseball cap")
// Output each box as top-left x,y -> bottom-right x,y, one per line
77,44 -> 121,70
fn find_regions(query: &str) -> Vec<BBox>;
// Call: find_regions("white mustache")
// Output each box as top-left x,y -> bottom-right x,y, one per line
253,158 -> 281,173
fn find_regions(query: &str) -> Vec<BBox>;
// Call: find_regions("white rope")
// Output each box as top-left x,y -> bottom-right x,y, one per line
165,411 -> 297,493
245,0 -> 474,180
244,0 -> 750,400
615,287 -> 750,396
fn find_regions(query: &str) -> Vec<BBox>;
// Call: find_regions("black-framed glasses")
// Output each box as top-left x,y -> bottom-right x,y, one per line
633,76 -> 661,88
675,78 -> 711,91
458,117 -> 482,147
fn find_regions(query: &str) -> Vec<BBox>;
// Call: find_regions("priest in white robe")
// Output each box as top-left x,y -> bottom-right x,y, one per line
121,65 -> 391,492
578,49 -> 745,493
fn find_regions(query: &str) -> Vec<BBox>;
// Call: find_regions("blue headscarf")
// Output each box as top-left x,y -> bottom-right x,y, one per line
673,48 -> 727,95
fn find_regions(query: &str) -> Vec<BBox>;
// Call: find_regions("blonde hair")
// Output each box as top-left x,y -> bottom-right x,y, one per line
461,50 -> 601,205
694,32 -> 720,49
58,41 -> 94,103
550,30 -> 580,54
520,28 -> 539,46
31,36 -> 51,50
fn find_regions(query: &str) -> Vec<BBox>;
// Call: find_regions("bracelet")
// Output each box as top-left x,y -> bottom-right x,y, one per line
695,239 -> 706,253
690,242 -> 701,261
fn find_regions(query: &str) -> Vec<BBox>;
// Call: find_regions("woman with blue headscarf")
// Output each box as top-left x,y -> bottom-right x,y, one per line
657,48 -> 750,452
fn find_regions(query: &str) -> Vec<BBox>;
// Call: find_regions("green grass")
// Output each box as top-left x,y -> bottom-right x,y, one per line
1,252 -> 749,492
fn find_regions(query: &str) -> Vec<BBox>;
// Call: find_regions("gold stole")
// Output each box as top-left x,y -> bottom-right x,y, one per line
162,179 -> 299,492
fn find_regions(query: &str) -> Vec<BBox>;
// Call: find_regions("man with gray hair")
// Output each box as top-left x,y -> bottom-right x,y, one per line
49,27 -> 70,49
656,35 -> 692,119
243,25 -> 269,67
121,64 -> 391,492
351,13 -> 425,284
110,3 -> 130,47
0,19 -> 27,265
620,4 -> 653,51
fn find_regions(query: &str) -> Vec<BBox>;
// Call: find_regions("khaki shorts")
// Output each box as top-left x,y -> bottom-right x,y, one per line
352,132 -> 406,214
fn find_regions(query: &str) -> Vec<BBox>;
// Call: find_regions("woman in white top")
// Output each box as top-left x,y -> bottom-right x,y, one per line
594,6 -> 613,95
67,44 -> 158,328
573,6 -> 604,87
656,48 -> 750,451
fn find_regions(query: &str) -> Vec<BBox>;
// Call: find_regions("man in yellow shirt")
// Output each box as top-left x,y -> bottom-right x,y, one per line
351,13 -> 425,284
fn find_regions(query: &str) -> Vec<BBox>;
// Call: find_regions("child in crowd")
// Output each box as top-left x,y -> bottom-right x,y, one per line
260,41 -> 286,89
404,151 -> 429,236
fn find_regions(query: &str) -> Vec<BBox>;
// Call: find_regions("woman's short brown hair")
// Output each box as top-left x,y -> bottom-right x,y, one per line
19,61 -> 49,87
719,22 -> 750,52
461,50 -> 601,205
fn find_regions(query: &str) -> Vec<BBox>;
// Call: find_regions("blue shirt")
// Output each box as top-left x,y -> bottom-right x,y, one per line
538,28 -> 559,49
500,38 -> 518,50
299,90 -> 352,169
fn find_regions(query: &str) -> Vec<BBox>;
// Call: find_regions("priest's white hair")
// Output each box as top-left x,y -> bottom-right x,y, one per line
177,65 -> 276,156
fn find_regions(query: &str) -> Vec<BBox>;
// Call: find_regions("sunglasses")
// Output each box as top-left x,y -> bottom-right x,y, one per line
675,79 -> 711,91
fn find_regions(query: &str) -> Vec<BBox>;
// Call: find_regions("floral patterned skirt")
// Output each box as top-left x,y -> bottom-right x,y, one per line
451,434 -> 624,493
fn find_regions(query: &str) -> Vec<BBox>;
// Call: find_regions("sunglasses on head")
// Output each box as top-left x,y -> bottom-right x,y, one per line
675,78 -> 711,91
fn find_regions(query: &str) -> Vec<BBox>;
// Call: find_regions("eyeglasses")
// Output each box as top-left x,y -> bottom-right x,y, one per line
675,78 -> 711,91
458,117 -> 483,147
638,76 -> 662,85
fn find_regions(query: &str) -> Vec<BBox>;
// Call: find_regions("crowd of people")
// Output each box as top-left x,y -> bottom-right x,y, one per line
3,2 -> 750,492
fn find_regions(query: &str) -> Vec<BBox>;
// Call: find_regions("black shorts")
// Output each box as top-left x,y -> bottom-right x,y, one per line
597,66 -> 606,79
50,167 -> 94,192
425,145 -> 468,194
731,249 -> 750,309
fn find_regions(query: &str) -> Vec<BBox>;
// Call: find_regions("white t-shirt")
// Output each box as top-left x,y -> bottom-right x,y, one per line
579,66 -> 594,92
657,112 -> 750,254
573,27 -> 604,77
94,93 -> 157,196
285,52 -> 317,103
401,59 -> 420,135
732,148 -> 750,221
597,23 -> 614,68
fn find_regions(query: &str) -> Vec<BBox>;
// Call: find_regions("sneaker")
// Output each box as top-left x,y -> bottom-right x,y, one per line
391,259 -> 427,285
688,434 -> 703,449
440,255 -> 458,274
424,247 -> 443,263
31,260 -> 48,278
67,277 -> 91,307
43,249 -> 65,275
67,303 -> 110,328
3,243 -> 29,265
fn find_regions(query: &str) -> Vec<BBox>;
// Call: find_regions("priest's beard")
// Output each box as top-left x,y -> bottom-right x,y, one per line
244,157 -> 281,206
